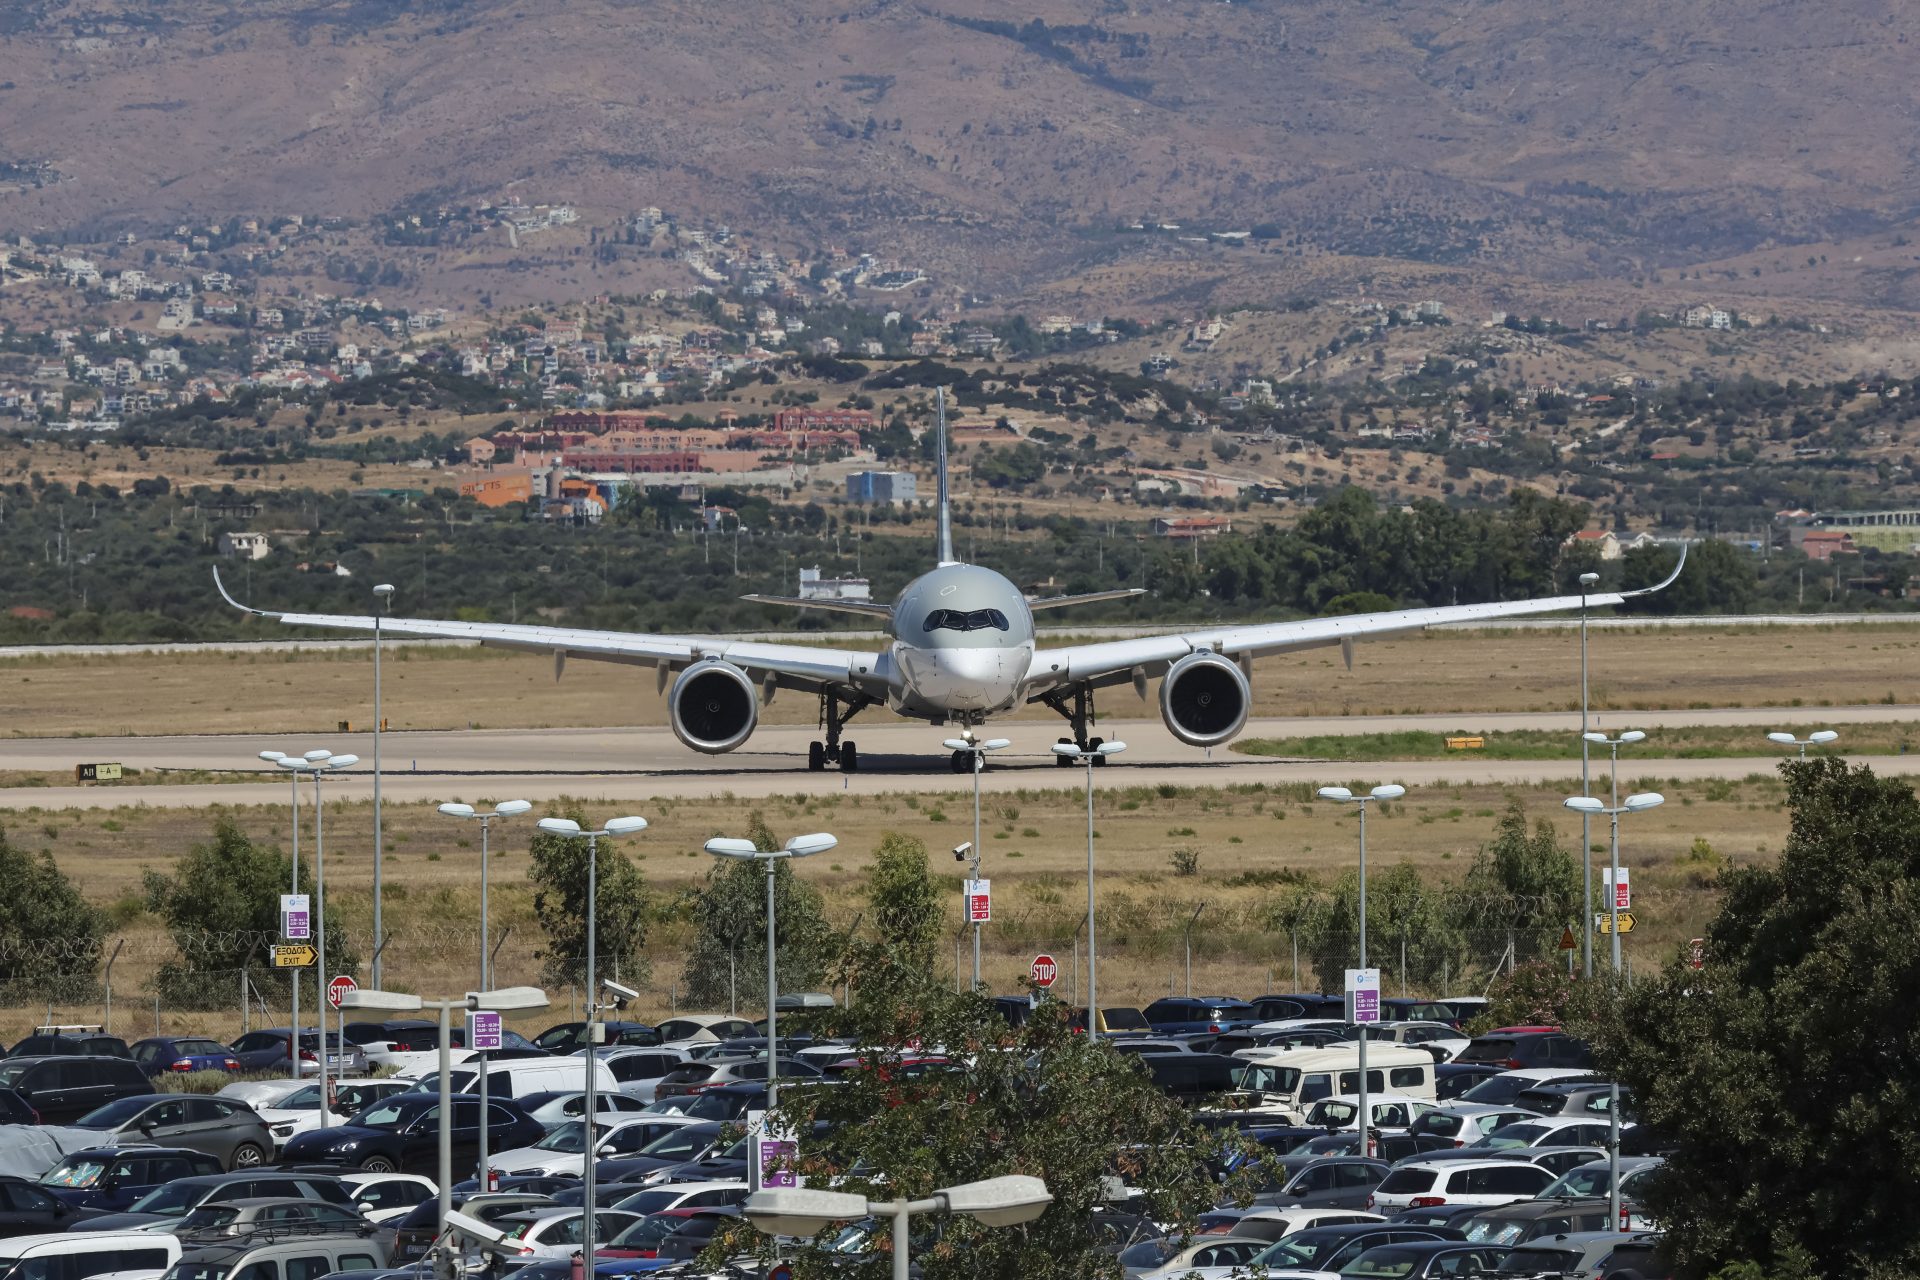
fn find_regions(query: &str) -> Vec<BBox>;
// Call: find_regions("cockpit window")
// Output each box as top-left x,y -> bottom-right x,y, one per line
922,608 -> 1011,634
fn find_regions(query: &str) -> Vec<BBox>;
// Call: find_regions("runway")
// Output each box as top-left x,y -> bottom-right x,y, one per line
1,706 -> 1909,810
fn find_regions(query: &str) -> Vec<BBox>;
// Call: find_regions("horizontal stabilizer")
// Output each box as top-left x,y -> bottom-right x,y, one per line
1027,588 -> 1148,612
739,594 -> 894,620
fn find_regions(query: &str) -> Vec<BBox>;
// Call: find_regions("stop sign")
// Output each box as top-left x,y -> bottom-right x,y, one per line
327,975 -> 357,1010
1030,954 -> 1058,988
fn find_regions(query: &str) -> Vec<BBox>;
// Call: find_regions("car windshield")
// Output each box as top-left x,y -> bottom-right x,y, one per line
1257,1237 -> 1335,1269
357,1099 -> 418,1129
641,1128 -> 710,1158
130,1180 -> 211,1217
1540,1165 -> 1610,1198
278,1084 -> 325,1111
336,1083 -> 390,1114
1307,1100 -> 1360,1127
175,1040 -> 228,1057
611,1190 -> 682,1217
610,1214 -> 683,1246
1479,1122 -> 1551,1149
1340,1247 -> 1425,1279
1117,1238 -> 1177,1269
1464,1219 -> 1527,1245
73,1097 -> 155,1129
536,1121 -> 592,1153
163,1265 -> 230,1280
1231,1064 -> 1300,1095
1458,1076 -> 1526,1106
39,1156 -> 111,1187
179,1204 -> 241,1229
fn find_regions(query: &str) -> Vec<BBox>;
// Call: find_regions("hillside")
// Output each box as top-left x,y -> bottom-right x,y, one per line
1,0 -> 1917,310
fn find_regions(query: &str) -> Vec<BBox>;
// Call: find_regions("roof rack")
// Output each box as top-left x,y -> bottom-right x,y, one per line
32,1023 -> 106,1035
179,1219 -> 380,1249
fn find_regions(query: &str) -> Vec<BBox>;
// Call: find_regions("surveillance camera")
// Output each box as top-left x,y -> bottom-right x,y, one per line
603,978 -> 640,1003
444,1209 -> 506,1247
953,841 -> 973,862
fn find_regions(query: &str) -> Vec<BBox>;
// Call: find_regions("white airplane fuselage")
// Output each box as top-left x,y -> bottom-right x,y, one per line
885,562 -> 1036,721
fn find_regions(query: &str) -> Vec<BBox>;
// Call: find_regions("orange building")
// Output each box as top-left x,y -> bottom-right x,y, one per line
457,471 -> 536,507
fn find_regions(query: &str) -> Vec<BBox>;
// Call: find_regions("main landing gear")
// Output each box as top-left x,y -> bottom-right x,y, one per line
808,690 -> 875,774
1039,684 -> 1108,766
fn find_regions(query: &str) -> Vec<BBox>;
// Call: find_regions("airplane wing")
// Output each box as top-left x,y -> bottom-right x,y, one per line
1023,547 -> 1687,695
737,594 -> 894,620
1026,588 -> 1147,611
214,569 -> 881,694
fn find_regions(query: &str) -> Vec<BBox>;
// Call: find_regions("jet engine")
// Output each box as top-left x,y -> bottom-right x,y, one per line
1159,651 -> 1251,748
668,660 -> 760,754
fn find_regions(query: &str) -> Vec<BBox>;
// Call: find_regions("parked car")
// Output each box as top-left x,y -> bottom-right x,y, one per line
1067,1007 -> 1154,1036
77,1171 -> 357,1233
605,1180 -> 748,1218
388,1192 -> 555,1264
597,1047 -> 692,1104
1177,1225 -> 1459,1280
0,1090 -> 38,1126
279,1094 -> 544,1176
1140,997 -> 1259,1034
1455,1032 -> 1593,1072
531,1022 -> 661,1054
226,1029 -> 365,1077
1302,1093 -> 1439,1133
256,1079 -> 415,1152
1288,1131 -> 1425,1163
0,1056 -> 153,1124
0,1176 -> 105,1237
516,1089 -> 649,1129
161,1228 -> 390,1279
1455,1068 -> 1592,1108
590,1120 -> 728,1187
1536,1157 -> 1664,1203
1251,1156 -> 1390,1210
1342,1021 -> 1471,1063
495,1208 -> 646,1260
1487,1230 -> 1642,1277
1131,1235 -> 1270,1280
37,1148 -> 224,1213
1415,1145 -> 1609,1178
599,1207 -> 720,1261
651,1016 -> 758,1047
1514,1081 -> 1624,1117
0,1229 -> 179,1279
1477,1117 -> 1626,1151
1409,1105 -> 1543,1150
1336,1240 -> 1508,1278
439,1056 -> 617,1101
128,1038 -> 241,1078
8,1032 -> 132,1061
161,1195 -> 370,1241
336,1173 -> 437,1226
1462,1200 -> 1647,1247
1435,1064 -> 1506,1101
1378,999 -> 1463,1026
650,1208 -> 741,1262
66,1095 -> 273,1171
1367,1159 -> 1557,1213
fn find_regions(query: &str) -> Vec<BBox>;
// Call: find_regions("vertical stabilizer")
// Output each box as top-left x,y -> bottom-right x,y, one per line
935,386 -> 957,566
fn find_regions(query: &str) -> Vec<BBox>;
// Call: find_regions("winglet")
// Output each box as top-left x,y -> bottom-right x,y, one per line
212,566 -> 276,617
1619,540 -> 1689,598
934,386 -> 956,567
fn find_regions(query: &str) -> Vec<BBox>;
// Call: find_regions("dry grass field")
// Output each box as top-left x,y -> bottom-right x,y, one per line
1,768 -> 1780,1043
6,623 -> 1920,739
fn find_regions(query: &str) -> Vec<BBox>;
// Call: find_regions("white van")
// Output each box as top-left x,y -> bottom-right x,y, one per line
0,1230 -> 182,1280
438,1056 -> 615,1099
1227,1045 -> 1437,1120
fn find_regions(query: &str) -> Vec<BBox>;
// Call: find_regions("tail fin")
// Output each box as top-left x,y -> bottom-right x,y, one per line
935,386 -> 957,566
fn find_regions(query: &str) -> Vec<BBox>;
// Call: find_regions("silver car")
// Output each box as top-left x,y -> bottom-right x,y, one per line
67,1095 -> 275,1170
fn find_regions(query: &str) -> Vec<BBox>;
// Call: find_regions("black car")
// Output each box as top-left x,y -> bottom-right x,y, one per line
653,1208 -> 741,1261
0,1055 -> 153,1123
0,1089 -> 37,1125
279,1093 -> 543,1175
1253,993 -> 1348,1019
8,1033 -> 132,1060
1137,1052 -> 1239,1102
36,1146 -> 225,1212
1249,1223 -> 1462,1274
1514,1081 -> 1620,1117
1436,1063 -> 1505,1101
1140,997 -> 1258,1034
677,1082 -> 769,1124
591,1120 -> 728,1186
1455,1032 -> 1593,1071
532,1021 -> 661,1053
0,1175 -> 103,1236
1389,1202 -> 1497,1231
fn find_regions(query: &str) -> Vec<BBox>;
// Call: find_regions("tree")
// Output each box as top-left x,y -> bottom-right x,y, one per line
0,826 -> 103,1001
862,831 -> 945,971
1578,759 -> 1920,1279
678,813 -> 834,1009
142,817 -> 354,1008
741,950 -> 1274,1280
527,806 -> 654,988
1460,800 -> 1581,969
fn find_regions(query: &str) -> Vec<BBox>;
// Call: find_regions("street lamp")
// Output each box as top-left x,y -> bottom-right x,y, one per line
943,735 -> 1010,990
1563,788 -> 1664,1226
339,984 -> 548,1228
1766,729 -> 1839,761
1578,569 -> 1599,980
371,583 -> 393,987
1051,740 -> 1126,1042
1317,782 -> 1405,1159
703,830 -> 838,1114
743,1175 -> 1052,1280
270,750 -> 358,1122
257,749 -> 307,1081
534,815 -> 647,1268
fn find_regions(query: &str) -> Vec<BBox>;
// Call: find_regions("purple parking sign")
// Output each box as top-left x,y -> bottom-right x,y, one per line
760,1139 -> 797,1188
280,893 -> 310,941
467,1010 -> 502,1052
1345,967 -> 1381,1025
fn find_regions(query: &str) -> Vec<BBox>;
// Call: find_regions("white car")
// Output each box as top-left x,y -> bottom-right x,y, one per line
1361,1021 -> 1471,1062
513,1116 -> 701,1177
256,1079 -> 415,1151
595,1047 -> 692,1104
652,1015 -> 758,1048
1475,1115 -> 1630,1150
213,1080 -> 309,1111
497,1207 -> 646,1260
1239,1208 -> 1384,1235
1408,1103 -> 1542,1149
338,1172 -> 437,1224
520,1090 -> 649,1130
1367,1158 -> 1558,1213
604,1179 -> 749,1216
1135,1235 -> 1271,1280
1301,1093 -> 1438,1132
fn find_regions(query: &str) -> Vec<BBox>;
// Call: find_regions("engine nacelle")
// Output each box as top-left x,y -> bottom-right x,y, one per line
1159,651 -> 1251,748
668,660 -> 760,754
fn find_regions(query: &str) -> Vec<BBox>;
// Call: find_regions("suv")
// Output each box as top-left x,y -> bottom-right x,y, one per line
1456,1032 -> 1592,1071
1514,1081 -> 1622,1117
0,1056 -> 153,1124
65,1095 -> 273,1171
38,1148 -> 225,1212
78,1172 -> 356,1234
8,1031 -> 132,1060
1368,1160 -> 1556,1214
1462,1200 -> 1634,1248
1141,998 -> 1258,1034
162,1229 -> 389,1280
228,1030 -> 365,1077
1489,1230 -> 1641,1277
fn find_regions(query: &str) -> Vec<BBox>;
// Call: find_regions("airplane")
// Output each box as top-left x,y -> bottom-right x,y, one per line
216,388 -> 1683,774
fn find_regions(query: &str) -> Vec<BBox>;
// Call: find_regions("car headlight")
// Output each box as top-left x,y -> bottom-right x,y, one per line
336,1140 -> 361,1152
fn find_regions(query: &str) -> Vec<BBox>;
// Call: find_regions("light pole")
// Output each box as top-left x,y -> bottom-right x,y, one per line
1318,782 -> 1406,1160
436,800 -> 531,1187
1563,788 -> 1665,1228
1767,729 -> 1839,761
1583,731 -> 1647,821
534,815 -> 647,1266
744,1176 -> 1052,1280
703,831 -> 839,1116
267,749 -> 359,1120
371,582 -> 393,988
1579,569 -> 1598,980
339,984 -> 548,1231
257,749 -> 306,1081
1052,740 -> 1126,1041
944,735 -> 1010,991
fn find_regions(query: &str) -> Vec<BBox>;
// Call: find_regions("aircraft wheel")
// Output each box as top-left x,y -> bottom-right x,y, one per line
840,742 -> 859,773
950,749 -> 968,773
1089,736 -> 1108,766
808,741 -> 826,772
1055,737 -> 1074,767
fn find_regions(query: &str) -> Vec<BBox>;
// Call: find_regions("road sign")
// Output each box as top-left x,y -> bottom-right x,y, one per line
769,1265 -> 793,1280
1345,967 -> 1381,1024
1444,736 -> 1485,751
1593,912 -> 1637,935
280,893 -> 310,941
272,943 -> 317,968
1030,954 -> 1058,988
327,975 -> 357,1010
1604,867 -> 1631,910
467,1010 -> 502,1052
964,878 -> 991,923
1688,937 -> 1706,969
1557,926 -> 1577,952
75,762 -> 123,782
